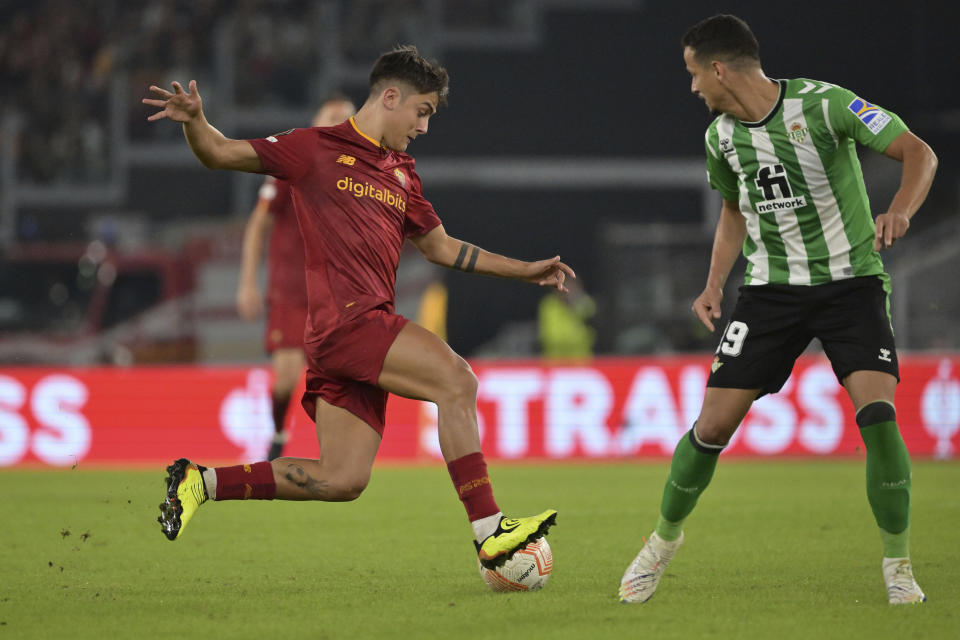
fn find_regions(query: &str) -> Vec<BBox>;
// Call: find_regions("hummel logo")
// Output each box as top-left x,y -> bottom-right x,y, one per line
879,348 -> 892,362
336,154 -> 356,166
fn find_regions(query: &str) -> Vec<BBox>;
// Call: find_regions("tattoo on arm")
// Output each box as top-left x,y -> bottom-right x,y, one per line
452,243 -> 480,273
465,246 -> 479,272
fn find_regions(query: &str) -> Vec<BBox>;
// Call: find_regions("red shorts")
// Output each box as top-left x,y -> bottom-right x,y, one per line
301,308 -> 409,436
265,301 -> 307,353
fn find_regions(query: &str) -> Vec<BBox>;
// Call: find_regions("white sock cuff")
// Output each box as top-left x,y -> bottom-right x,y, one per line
691,423 -> 725,451
471,511 -> 503,543
202,467 -> 217,501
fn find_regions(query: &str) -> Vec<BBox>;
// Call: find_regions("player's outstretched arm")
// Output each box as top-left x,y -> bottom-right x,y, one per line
410,225 -> 575,292
143,80 -> 261,173
692,199 -> 745,332
873,131 -> 938,251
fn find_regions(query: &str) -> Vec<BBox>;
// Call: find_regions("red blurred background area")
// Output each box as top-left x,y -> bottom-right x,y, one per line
3,355 -> 958,467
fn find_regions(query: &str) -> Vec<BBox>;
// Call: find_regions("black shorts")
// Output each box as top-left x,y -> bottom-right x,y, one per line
707,275 -> 899,396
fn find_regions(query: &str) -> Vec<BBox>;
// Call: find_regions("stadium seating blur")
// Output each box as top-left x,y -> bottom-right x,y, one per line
1,0 -> 957,361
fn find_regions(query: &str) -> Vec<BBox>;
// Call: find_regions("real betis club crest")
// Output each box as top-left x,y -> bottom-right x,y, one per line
788,122 -> 809,143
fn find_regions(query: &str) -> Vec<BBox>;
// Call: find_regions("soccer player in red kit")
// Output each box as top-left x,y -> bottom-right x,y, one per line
236,96 -> 356,461
145,46 -> 571,570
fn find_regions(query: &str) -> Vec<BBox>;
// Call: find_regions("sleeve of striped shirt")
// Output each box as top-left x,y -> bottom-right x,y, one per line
704,126 -> 738,202
825,85 -> 908,154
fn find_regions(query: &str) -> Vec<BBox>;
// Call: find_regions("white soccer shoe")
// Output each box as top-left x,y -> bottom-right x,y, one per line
882,557 -> 926,604
618,531 -> 684,603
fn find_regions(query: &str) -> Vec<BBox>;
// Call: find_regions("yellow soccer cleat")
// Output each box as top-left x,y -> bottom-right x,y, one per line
476,510 -> 558,569
158,458 -> 208,541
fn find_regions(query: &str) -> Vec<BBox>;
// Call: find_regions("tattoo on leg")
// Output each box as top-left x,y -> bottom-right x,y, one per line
284,464 -> 329,499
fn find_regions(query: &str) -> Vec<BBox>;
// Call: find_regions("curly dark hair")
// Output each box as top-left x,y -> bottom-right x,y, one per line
681,15 -> 760,67
369,45 -> 449,106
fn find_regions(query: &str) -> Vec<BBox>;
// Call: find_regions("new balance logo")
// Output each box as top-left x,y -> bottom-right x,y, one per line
879,348 -> 892,362
336,154 -> 356,166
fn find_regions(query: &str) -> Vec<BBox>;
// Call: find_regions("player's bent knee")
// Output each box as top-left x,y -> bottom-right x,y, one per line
440,359 -> 478,404
855,400 -> 896,427
456,365 -> 479,398
326,475 -> 370,501
693,418 -> 738,447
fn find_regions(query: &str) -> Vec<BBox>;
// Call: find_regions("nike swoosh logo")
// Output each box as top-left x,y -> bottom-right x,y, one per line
500,519 -> 521,531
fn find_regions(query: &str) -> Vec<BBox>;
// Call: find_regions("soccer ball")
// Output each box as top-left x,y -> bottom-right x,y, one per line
479,537 -> 553,592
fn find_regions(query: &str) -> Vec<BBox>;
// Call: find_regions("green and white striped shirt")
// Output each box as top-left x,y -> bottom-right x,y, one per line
705,78 -> 907,285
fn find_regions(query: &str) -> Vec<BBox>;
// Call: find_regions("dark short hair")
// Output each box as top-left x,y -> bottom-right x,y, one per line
369,45 -> 449,106
681,14 -> 760,67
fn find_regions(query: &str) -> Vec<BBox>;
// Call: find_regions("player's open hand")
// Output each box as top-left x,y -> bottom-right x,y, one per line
524,256 -> 576,293
873,211 -> 910,251
143,80 -> 203,123
692,285 -> 723,332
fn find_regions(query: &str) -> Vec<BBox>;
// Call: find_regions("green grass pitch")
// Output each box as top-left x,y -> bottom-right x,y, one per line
2,460 -> 958,639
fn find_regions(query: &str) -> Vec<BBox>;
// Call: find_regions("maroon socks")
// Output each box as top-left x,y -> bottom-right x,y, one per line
213,462 -> 277,500
447,452 -> 499,521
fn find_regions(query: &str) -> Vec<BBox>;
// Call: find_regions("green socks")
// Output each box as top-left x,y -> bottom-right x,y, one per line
651,403 -> 913,557
857,401 -> 912,558
655,426 -> 722,541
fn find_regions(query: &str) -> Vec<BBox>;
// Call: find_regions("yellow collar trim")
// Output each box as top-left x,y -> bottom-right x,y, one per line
349,116 -> 382,148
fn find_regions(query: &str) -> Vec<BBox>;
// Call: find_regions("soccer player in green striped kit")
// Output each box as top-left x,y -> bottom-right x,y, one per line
619,14 -> 938,605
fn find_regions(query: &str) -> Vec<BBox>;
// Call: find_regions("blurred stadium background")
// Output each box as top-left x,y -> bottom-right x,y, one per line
1,0 -> 958,467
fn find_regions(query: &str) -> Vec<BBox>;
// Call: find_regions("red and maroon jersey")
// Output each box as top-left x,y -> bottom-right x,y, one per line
248,118 -> 442,342
258,176 -> 308,308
